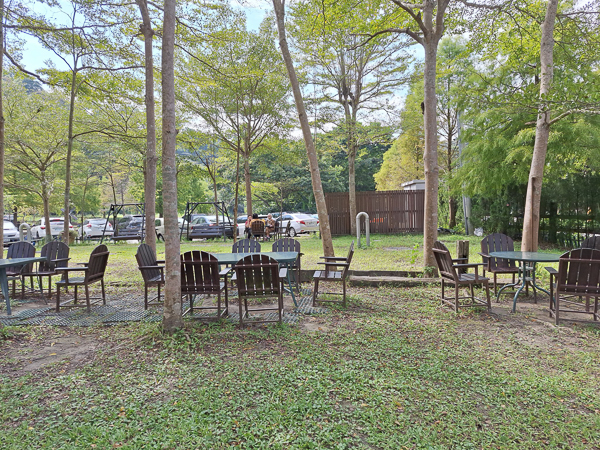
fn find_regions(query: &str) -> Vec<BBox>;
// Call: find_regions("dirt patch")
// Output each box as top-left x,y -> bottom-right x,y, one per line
5,336 -> 98,373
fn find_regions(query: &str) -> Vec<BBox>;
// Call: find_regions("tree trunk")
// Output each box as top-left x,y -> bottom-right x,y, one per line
161,0 -> 182,332
137,0 -> 158,253
244,153 -> 252,216
0,0 -> 5,257
63,71 -> 78,242
347,112 -> 357,236
41,179 -> 52,243
521,0 -> 559,252
272,0 -> 334,257
232,145 -> 241,243
422,36 -> 439,271
448,196 -> 457,228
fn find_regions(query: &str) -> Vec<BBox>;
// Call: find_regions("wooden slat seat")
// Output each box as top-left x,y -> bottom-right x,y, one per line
136,243 -> 164,309
480,233 -> 520,297
433,241 -> 490,312
312,241 -> 354,307
181,251 -> 229,320
55,245 -> 109,312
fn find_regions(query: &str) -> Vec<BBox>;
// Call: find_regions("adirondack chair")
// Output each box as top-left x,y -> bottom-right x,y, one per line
479,233 -> 520,297
546,248 -> 600,325
135,243 -> 164,309
233,254 -> 286,327
181,251 -> 229,320
55,245 -> 110,312
433,241 -> 491,312
251,220 -> 266,240
21,242 -> 70,299
272,238 -> 302,292
312,242 -> 354,307
5,242 -> 36,297
580,236 -> 600,250
232,239 -> 261,253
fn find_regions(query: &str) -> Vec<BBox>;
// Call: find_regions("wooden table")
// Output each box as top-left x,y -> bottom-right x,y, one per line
490,251 -> 561,312
214,252 -> 299,306
0,257 -> 48,315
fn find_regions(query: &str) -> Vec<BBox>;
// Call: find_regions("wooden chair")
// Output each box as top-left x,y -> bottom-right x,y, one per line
433,241 -> 491,312
232,239 -> 261,253
55,245 -> 110,312
312,242 -> 354,307
234,254 -> 285,327
135,243 -> 164,309
581,236 -> 600,250
546,248 -> 600,325
21,242 -> 70,299
272,238 -> 302,292
181,251 -> 229,320
5,242 -> 36,297
479,233 -> 520,297
251,220 -> 266,240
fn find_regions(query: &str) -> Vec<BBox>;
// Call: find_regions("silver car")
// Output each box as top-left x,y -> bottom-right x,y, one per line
3,221 -> 19,246
79,218 -> 114,239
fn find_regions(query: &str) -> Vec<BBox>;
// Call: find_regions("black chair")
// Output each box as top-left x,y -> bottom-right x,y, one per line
313,242 -> 354,307
272,238 -> 302,292
479,233 -> 520,297
232,239 -> 261,253
251,220 -> 266,240
5,242 -> 36,298
581,236 -> 600,250
181,251 -> 229,320
135,243 -> 164,309
21,241 -> 70,300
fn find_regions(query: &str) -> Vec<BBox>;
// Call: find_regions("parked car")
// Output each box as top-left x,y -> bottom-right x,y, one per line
188,215 -> 234,240
31,217 -> 74,240
79,218 -> 114,239
155,217 -> 185,240
3,221 -> 19,246
278,213 -> 319,236
115,215 -> 145,237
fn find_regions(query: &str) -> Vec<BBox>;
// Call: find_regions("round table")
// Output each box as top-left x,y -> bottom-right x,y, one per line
489,251 -> 561,312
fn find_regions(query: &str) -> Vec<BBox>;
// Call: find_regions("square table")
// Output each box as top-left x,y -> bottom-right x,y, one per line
214,252 -> 299,306
490,251 -> 560,312
0,257 -> 48,315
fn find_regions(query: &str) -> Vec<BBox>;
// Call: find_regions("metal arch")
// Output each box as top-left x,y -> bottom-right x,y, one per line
356,212 -> 370,248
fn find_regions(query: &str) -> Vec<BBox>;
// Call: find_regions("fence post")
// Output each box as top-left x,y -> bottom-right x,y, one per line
356,212 -> 370,248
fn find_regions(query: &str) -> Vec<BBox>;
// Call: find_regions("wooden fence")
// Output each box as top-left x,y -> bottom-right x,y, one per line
325,190 -> 425,235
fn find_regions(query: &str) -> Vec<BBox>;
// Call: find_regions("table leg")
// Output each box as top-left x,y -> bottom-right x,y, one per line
511,261 -> 528,313
530,262 -> 551,297
281,262 -> 297,307
497,267 -> 522,301
0,268 -> 11,316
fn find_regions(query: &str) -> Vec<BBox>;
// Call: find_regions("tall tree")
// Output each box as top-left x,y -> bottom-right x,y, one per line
272,0 -> 334,257
0,0 -> 6,255
161,0 -> 182,332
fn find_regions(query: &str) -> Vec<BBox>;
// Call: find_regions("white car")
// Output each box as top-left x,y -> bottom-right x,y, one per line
155,217 -> 185,240
31,217 -> 74,240
79,218 -> 113,239
3,221 -> 19,246
278,213 -> 319,237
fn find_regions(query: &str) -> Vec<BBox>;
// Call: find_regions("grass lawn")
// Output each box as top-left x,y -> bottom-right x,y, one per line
1,234 -> 596,449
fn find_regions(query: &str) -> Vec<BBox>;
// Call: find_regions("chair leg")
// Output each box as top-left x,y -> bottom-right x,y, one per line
554,291 -> 560,325
485,281 -> 491,311
278,291 -> 283,324
441,278 -> 445,305
56,285 -> 61,312
158,283 -> 161,304
454,285 -> 459,312
238,296 -> 244,328
224,282 -> 229,316
144,284 -> 148,310
493,273 -> 498,299
469,284 -> 475,303
21,276 -> 25,299
101,279 -> 106,305
342,278 -> 347,307
74,285 -> 78,305
217,290 -> 221,319
85,284 -> 91,313
312,279 -> 319,306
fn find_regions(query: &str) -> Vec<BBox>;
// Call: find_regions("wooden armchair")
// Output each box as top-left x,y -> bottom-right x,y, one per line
581,236 -> 600,250
546,248 -> 600,325
232,239 -> 261,253
433,241 -> 490,312
312,241 -> 354,307
181,251 -> 229,320
233,254 -> 286,327
479,233 -> 520,297
135,243 -> 164,309
251,220 -> 266,240
272,238 -> 302,293
21,241 -> 70,300
5,242 -> 36,297
55,245 -> 110,312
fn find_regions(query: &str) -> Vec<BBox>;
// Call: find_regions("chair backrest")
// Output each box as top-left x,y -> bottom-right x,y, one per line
136,243 -> 160,282
580,236 -> 600,250
433,241 -> 458,281
232,239 -> 261,253
39,241 -> 69,272
251,220 -> 265,236
556,248 -> 600,296
6,241 -> 36,273
480,233 -> 517,271
85,245 -> 110,283
180,251 -> 221,295
272,238 -> 300,253
342,241 -> 355,277
234,254 -> 281,298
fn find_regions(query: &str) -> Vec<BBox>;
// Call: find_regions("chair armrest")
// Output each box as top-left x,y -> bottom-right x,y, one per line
545,267 -> 558,275
156,260 -> 165,264
56,267 -> 88,272
219,267 -> 231,277
319,256 -> 347,261
318,262 -> 350,267
453,263 -> 483,268
478,252 -> 491,258
139,265 -> 164,270
51,257 -> 71,263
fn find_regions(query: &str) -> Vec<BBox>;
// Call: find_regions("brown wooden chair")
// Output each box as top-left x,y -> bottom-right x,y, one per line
433,241 -> 490,312
135,243 -> 164,309
272,238 -> 302,292
251,220 -> 266,240
546,248 -> 600,325
233,254 -> 286,327
581,236 -> 600,250
21,241 -> 70,300
55,245 -> 110,312
5,242 -> 36,297
479,233 -> 520,297
181,251 -> 229,320
312,242 -> 354,307
232,239 -> 261,253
